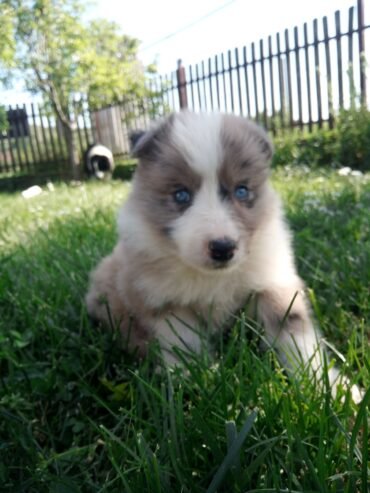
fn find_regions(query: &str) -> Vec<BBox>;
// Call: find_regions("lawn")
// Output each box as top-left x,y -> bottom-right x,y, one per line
0,166 -> 369,492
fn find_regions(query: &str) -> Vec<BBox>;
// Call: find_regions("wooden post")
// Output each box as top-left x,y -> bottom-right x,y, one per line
176,59 -> 188,109
358,0 -> 367,105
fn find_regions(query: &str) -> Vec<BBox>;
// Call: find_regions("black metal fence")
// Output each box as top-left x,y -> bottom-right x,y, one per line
0,96 -> 166,180
0,2 -> 369,179
0,101 -> 94,179
159,3 -> 369,133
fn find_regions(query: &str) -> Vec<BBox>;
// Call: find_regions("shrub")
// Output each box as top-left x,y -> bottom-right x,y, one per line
336,105 -> 370,171
273,128 -> 338,168
273,106 -> 370,171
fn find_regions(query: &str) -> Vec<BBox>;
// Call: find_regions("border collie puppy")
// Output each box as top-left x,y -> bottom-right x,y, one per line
86,111 -> 361,401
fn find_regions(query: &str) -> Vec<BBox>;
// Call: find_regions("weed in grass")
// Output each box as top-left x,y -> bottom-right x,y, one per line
0,171 -> 369,492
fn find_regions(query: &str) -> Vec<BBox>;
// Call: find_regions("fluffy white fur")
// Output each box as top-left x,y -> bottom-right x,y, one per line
86,111 -> 362,402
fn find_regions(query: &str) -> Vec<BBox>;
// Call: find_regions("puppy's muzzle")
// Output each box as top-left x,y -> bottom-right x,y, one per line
208,237 -> 237,263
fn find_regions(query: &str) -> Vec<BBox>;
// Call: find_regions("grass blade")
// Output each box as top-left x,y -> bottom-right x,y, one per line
206,409 -> 258,493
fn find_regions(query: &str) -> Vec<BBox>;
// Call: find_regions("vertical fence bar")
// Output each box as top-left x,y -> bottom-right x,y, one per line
260,39 -> 268,128
159,75 -> 166,116
0,128 -> 9,172
19,106 -> 31,171
148,79 -> 156,118
357,0 -> 366,105
235,48 -> 243,115
294,27 -> 303,130
251,42 -> 259,121
202,60 -> 208,111
267,36 -> 276,134
134,96 -> 140,128
140,93 -> 150,129
228,50 -> 235,113
24,104 -> 36,167
143,94 -> 151,127
169,72 -> 176,112
189,65 -> 195,110
55,113 -> 66,159
166,73 -> 173,112
303,23 -> 313,131
87,100 -> 97,144
74,102 -> 84,156
46,111 -> 58,162
9,106 -> 23,171
162,74 -> 170,113
284,29 -> 293,128
5,112 -> 16,172
215,55 -> 221,110
150,78 -> 158,118
30,103 -> 42,162
348,7 -> 355,106
221,53 -> 227,112
195,64 -> 202,110
313,19 -> 323,128
118,103 -> 129,154
126,99 -> 134,131
169,70 -> 175,111
16,104 -> 31,171
276,33 -> 285,130
38,103 -> 52,162
208,58 -> 214,110
154,76 -> 162,117
323,17 -> 334,128
335,10 -> 344,109
243,46 -> 251,118
147,79 -> 155,117
82,99 -> 91,147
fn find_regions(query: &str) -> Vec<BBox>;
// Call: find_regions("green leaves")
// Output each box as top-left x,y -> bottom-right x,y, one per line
81,19 -> 146,109
0,1 -> 16,70
0,0 -> 151,118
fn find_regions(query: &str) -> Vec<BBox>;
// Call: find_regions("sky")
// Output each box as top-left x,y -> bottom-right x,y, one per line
94,0 -> 358,73
3,0 -> 365,104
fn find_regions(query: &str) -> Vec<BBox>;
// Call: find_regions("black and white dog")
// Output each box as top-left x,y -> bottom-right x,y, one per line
86,111 -> 361,401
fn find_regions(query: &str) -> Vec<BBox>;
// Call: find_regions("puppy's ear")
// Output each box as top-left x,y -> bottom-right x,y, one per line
131,115 -> 174,160
129,130 -> 146,151
252,124 -> 274,163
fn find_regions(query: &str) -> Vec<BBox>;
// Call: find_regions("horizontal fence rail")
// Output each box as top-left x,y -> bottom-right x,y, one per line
0,2 -> 368,179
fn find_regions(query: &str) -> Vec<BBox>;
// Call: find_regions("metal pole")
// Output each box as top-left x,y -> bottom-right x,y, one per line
358,0 -> 367,105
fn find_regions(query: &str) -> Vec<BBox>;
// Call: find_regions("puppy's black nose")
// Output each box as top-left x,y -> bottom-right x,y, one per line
208,238 -> 236,262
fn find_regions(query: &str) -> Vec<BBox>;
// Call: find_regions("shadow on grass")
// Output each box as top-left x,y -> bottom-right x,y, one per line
0,160 -> 137,194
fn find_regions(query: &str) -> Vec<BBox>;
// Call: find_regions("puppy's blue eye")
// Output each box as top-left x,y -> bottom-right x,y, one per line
174,188 -> 191,204
234,185 -> 250,200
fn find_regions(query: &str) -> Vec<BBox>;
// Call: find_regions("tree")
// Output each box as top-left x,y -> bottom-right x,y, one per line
0,0 -> 151,178
0,2 -> 15,73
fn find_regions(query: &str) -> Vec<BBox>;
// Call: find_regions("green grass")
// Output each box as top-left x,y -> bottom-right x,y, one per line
0,167 -> 369,492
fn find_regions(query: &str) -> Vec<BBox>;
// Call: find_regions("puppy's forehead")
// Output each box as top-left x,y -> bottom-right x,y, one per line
171,112 -> 223,175
170,112 -> 269,177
